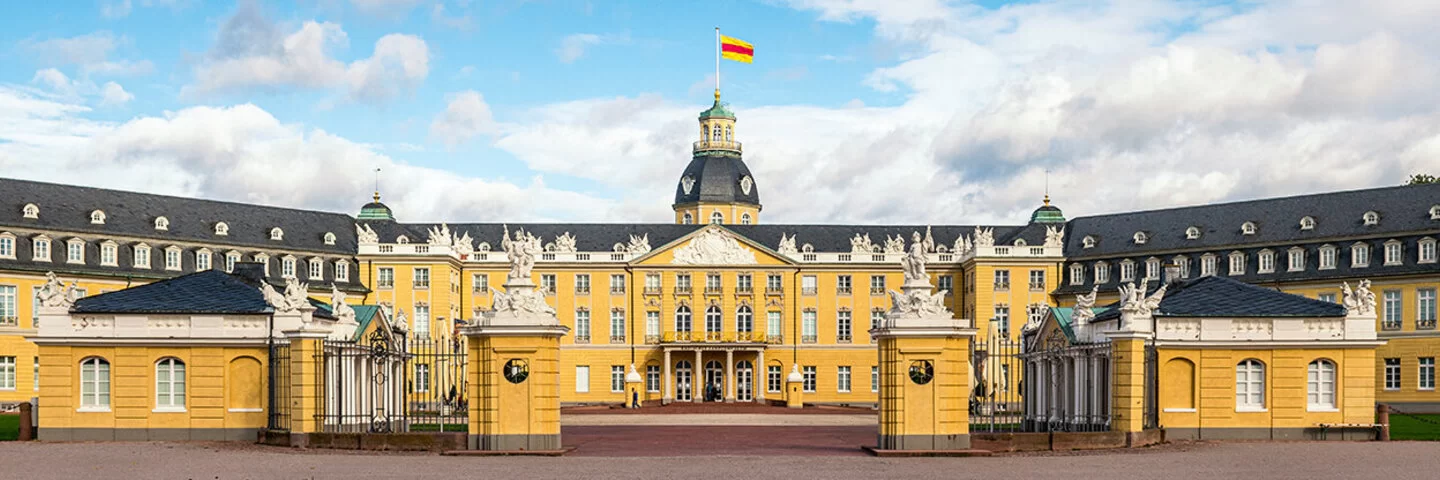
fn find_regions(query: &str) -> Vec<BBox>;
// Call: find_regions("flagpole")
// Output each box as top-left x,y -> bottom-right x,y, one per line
715,27 -> 721,97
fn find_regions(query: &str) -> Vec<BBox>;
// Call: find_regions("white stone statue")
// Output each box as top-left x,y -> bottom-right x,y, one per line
953,235 -> 971,256
884,234 -> 905,254
490,289 -> 556,317
777,233 -> 798,255
427,223 -> 453,247
626,234 -> 651,254
901,232 -> 928,284
453,231 -> 474,255
36,272 -> 77,308
674,228 -> 756,265
282,277 -> 311,312
923,226 -> 936,253
355,223 -> 379,244
888,289 -> 950,319
1342,280 -> 1376,315
393,307 -> 409,334
973,227 -> 995,248
1072,286 -> 1098,325
260,282 -> 286,311
552,232 -> 578,253
849,233 -> 875,254
330,284 -> 355,321
501,225 -> 541,282
1044,226 -> 1065,248
1119,281 -> 1166,317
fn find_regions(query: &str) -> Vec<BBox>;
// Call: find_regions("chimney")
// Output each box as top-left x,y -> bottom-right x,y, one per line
1163,263 -> 1182,285
232,262 -> 267,284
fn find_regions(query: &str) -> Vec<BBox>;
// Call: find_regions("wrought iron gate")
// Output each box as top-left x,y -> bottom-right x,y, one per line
266,342 -> 292,431
1018,338 -> 1112,432
317,329 -> 409,433
1143,343 -> 1159,430
970,332 -> 1024,432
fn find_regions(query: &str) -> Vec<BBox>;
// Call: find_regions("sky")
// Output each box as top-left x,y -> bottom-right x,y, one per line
1,0 -> 1437,225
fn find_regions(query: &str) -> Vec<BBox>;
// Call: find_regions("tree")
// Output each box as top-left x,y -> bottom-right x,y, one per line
1407,173 -> 1437,185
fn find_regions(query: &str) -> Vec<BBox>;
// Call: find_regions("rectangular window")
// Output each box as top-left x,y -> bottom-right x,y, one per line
166,249 -> 182,271
1228,254 -> 1245,275
1306,360 -> 1334,410
870,309 -> 885,340
0,286 -> 16,327
610,310 -> 625,343
705,273 -> 722,293
871,366 -> 879,393
801,366 -> 817,393
33,239 -> 50,261
610,274 -> 626,294
472,273 -> 489,293
80,357 -> 110,409
1257,252 -> 1274,273
67,241 -> 84,263
674,273 -> 691,294
767,365 -> 782,393
1382,290 -> 1402,330
766,274 -> 782,293
802,310 -> 817,343
645,311 -> 660,343
1320,248 -> 1336,269
836,275 -> 852,295
542,274 -> 557,294
870,275 -> 886,295
413,267 -> 430,289
1201,256 -> 1216,276
646,365 -> 661,393
1353,245 -> 1370,267
100,244 -> 117,266
1119,262 -> 1135,282
223,254 -> 237,272
415,364 -> 430,393
1177,257 -> 1191,278
31,286 -> 40,324
1384,358 -> 1401,390
611,366 -> 625,393
993,270 -> 1010,290
1319,293 -> 1337,304
335,262 -> 349,282
1236,360 -> 1265,410
1420,358 -> 1435,391
1385,243 -> 1402,265
413,305 -> 430,335
378,268 -> 394,288
1097,263 -> 1112,283
575,274 -> 591,294
575,366 -> 590,393
802,275 -> 817,295
1421,241 -> 1437,263
938,275 -> 953,293
133,246 -> 150,268
575,310 -> 591,343
994,306 -> 1010,337
837,366 -> 851,393
837,310 -> 852,343
1288,249 -> 1305,271
33,357 -> 39,391
0,236 -> 12,258
1069,265 -> 1084,285
736,273 -> 752,293
645,273 -> 661,293
0,356 -> 14,390
767,311 -> 782,341
1418,289 -> 1437,330
1028,270 -> 1045,290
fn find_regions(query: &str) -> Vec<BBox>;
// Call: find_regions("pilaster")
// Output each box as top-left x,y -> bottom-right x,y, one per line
1107,331 -> 1148,433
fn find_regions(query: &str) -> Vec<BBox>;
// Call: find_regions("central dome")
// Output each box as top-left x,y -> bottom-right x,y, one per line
673,152 -> 760,207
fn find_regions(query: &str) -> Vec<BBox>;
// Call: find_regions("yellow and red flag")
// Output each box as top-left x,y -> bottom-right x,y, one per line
720,35 -> 754,63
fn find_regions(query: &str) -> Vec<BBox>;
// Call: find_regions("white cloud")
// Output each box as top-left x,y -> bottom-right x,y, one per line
31,69 -> 77,97
19,31 -> 154,77
101,0 -> 132,19
0,87 -> 615,223
99,82 -> 134,107
556,33 -> 603,63
430,90 -> 498,147
350,0 -> 424,15
431,3 -> 474,30
184,2 -> 430,104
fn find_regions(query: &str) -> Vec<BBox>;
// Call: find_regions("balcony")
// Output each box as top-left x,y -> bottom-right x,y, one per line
837,334 -> 852,344
801,335 -> 817,344
705,286 -> 723,295
766,287 -> 783,296
575,287 -> 591,295
609,335 -> 626,344
993,282 -> 1009,292
0,316 -> 16,327
1420,318 -> 1438,330
644,334 -> 660,344
660,331 -> 768,344
693,139 -> 743,153
766,335 -> 783,345
610,288 -> 625,295
836,287 -> 852,296
1381,320 -> 1402,331
674,286 -> 692,295
870,287 -> 885,296
644,286 -> 662,295
737,285 -> 753,294
574,335 -> 591,344
472,286 -> 489,294
414,281 -> 430,290
802,287 -> 817,296
1029,282 -> 1046,291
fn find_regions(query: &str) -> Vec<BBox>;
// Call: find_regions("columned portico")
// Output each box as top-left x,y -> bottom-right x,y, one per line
660,344 -> 768,403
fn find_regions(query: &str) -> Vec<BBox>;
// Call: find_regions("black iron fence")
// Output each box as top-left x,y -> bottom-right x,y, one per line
1143,343 -> 1159,430
970,332 -> 1024,432
316,329 -> 409,433
1019,341 -> 1113,432
406,336 -> 469,433
267,342 -> 292,431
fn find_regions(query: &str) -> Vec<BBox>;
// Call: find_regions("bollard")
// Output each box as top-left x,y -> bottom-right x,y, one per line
18,402 -> 33,441
1376,404 -> 1390,441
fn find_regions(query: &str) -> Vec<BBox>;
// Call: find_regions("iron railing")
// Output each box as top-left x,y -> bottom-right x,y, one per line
1017,340 -> 1113,433
266,343 -> 292,431
971,333 -> 1025,432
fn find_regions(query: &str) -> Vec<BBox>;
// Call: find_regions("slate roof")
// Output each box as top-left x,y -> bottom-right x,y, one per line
71,270 -> 273,315
673,152 -> 761,207
1064,182 -> 1440,258
0,177 -> 357,254
1090,276 -> 1346,322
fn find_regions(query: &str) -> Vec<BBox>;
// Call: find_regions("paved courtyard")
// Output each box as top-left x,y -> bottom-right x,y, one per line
2,439 -> 1437,479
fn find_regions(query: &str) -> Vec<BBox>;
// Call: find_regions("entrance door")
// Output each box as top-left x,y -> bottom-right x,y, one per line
704,360 -> 724,402
736,361 -> 753,402
676,361 -> 693,402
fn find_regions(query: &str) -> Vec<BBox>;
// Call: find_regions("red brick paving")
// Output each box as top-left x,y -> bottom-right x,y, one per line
564,402 -> 875,415
563,425 -> 875,456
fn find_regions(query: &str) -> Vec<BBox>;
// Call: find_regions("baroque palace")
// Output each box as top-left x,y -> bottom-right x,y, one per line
2,92 -> 1438,414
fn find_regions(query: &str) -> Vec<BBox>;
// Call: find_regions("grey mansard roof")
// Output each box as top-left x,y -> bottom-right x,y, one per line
1091,276 -> 1346,321
672,152 -> 761,207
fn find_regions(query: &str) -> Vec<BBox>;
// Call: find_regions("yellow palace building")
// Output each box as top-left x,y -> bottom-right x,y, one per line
1,93 -> 1438,410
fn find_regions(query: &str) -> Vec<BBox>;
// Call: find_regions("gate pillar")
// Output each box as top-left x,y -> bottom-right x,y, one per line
282,306 -> 328,439
1107,332 -> 1148,433
461,255 -> 569,451
870,239 -> 976,451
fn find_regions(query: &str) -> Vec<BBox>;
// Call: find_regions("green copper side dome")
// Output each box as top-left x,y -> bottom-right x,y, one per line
357,192 -> 395,221
1030,196 -> 1066,224
699,89 -> 735,120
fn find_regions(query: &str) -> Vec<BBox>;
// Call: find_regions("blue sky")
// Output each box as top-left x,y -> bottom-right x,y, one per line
0,1 -> 1436,224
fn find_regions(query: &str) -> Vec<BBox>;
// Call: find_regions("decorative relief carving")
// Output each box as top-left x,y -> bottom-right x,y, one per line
37,272 -> 79,309
777,233 -> 798,255
147,316 -> 188,329
1118,280 -> 1166,317
1072,286 -> 1098,325
739,175 -> 753,195
1342,280 -> 1376,315
1231,319 -> 1272,337
884,235 -> 905,254
1044,226 -> 1065,248
1304,318 -> 1344,338
356,224 -> 379,244
674,228 -> 756,265
551,232 -> 578,253
681,176 -> 696,195
1159,318 -> 1200,340
72,316 -> 113,331
626,234 -> 651,254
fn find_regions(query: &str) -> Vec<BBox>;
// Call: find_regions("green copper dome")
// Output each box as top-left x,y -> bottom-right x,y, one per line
699,90 -> 735,120
1030,197 -> 1066,224
357,193 -> 395,221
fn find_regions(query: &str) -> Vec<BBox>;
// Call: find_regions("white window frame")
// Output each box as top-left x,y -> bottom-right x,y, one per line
280,257 -> 296,279
269,227 -> 284,241
66,239 -> 85,264
0,356 -> 14,390
1241,222 -> 1256,235
413,305 -> 430,336
801,310 -> 817,343
215,222 -> 229,236
1287,248 -> 1305,272
100,242 -> 118,267
415,364 -> 430,393
133,244 -> 151,269
154,357 -> 186,412
1299,216 -> 1315,230
1420,357 -> 1435,391
871,366 -> 879,393
0,233 -> 14,259
377,267 -> 394,288
0,285 -> 16,327
308,259 -> 324,280
1306,359 -> 1336,411
1185,227 -> 1200,240
767,365 -> 782,393
164,247 -> 182,271
1384,358 -> 1400,391
154,216 -> 169,231
1094,262 -> 1110,284
1201,254 -> 1217,276
575,365 -> 590,393
1383,241 -> 1403,266
1319,245 -> 1337,270
1351,243 -> 1370,268
1119,261 -> 1135,282
646,365 -> 661,393
195,249 -> 211,271
575,309 -> 591,342
610,309 -> 625,342
837,366 -> 851,393
611,366 -> 625,393
802,366 -> 816,393
1236,359 -> 1265,411
1420,238 -> 1437,264
79,357 -> 111,411
1228,252 -> 1245,276
335,261 -> 349,282
1257,250 -> 1274,274
710,212 -> 723,224
766,311 -> 782,340
1069,264 -> 1084,286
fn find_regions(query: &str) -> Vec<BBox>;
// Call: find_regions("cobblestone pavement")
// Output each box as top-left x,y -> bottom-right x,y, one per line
2,439 -> 1438,479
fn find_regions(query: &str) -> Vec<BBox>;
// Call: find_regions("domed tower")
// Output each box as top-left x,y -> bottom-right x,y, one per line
1029,195 -> 1065,224
672,90 -> 761,225
358,191 -> 395,221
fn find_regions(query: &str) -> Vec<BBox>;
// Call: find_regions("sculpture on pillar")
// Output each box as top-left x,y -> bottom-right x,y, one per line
901,232 -> 928,284
1342,280 -> 1376,315
329,284 -> 355,321
282,277 -> 312,311
36,272 -> 78,309
1044,226 -> 1065,248
1072,286 -> 1098,325
887,235 -> 952,321
355,223 -> 379,244
1118,281 -> 1166,317
501,225 -> 541,282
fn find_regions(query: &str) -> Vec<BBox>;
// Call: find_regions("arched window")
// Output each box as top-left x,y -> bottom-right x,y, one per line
155,358 -> 186,410
1300,216 -> 1316,230
269,227 -> 284,241
712,125 -> 722,141
682,213 -> 693,224
736,305 -> 753,333
1236,359 -> 1265,410
1133,232 -> 1147,245
1431,205 -> 1440,220
154,216 -> 169,231
214,222 -> 229,236
1307,359 -> 1336,411
323,232 -> 336,245
724,126 -> 732,141
674,306 -> 692,332
1082,236 -> 1096,249
80,357 -> 111,409
1241,222 -> 1257,235
705,306 -> 722,333
90,210 -> 106,224
741,213 -> 752,225
1162,358 -> 1196,410
1185,226 -> 1201,240
1363,211 -> 1379,226
710,212 -> 723,224
22,203 -> 39,219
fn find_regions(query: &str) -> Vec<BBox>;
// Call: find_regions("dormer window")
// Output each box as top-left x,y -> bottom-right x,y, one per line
0,232 -> 14,260
66,238 -> 86,264
1287,247 -> 1305,272
1185,226 -> 1201,240
1082,236 -> 1096,249
801,244 -> 814,253
214,222 -> 229,236
1299,216 -> 1315,230
164,246 -> 182,271
1119,259 -> 1136,282
1093,262 -> 1110,284
1419,238 -> 1436,264
396,235 -> 409,244
1145,257 -> 1160,279
89,210 -> 106,225
1363,211 -> 1379,226
1241,222 -> 1257,235
1228,251 -> 1246,276
22,203 -> 39,219
133,243 -> 151,269
1132,232 -> 1147,245
1014,239 -> 1027,247
100,241 -> 118,266
1431,205 -> 1440,220
1383,240 -> 1403,266
1257,249 -> 1275,273
253,253 -> 270,276
1069,264 -> 1085,285
32,236 -> 51,262
1351,242 -> 1370,267
323,232 -> 336,246
270,227 -> 284,241
281,256 -> 297,279
154,216 -> 169,231
308,258 -> 324,280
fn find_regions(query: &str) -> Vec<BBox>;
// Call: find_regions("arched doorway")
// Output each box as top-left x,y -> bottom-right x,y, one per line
704,360 -> 724,402
736,360 -> 753,402
675,360 -> 693,402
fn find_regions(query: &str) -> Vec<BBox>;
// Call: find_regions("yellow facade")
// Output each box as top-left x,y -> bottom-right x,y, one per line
875,334 -> 972,450
36,344 -> 267,441
673,203 -> 761,226
467,331 -> 563,450
1,273 -> 137,404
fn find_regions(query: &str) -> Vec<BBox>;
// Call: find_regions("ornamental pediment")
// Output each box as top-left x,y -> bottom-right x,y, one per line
634,225 -> 791,266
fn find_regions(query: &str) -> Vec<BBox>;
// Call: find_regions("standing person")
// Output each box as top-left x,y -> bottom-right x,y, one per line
632,388 -> 640,409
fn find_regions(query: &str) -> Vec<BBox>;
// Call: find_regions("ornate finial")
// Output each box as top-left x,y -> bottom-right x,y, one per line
373,191 -> 381,203
714,88 -> 721,103
373,167 -> 382,202
1043,194 -> 1050,206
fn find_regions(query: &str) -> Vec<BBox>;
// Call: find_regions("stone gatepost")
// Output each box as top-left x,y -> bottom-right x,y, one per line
1106,281 -> 1163,435
785,365 -> 804,408
280,305 -> 330,443
870,236 -> 976,451
462,227 -> 568,451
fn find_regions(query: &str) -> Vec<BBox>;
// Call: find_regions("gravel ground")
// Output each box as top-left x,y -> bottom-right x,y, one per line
1,440 -> 1437,480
